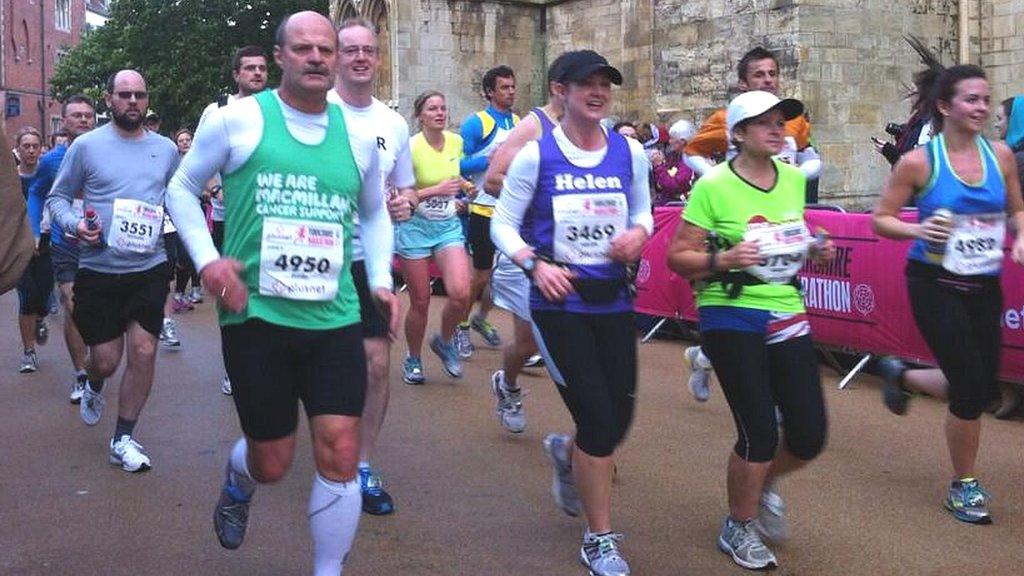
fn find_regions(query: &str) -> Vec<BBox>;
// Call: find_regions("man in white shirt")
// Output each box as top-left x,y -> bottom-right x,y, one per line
329,16 -> 416,517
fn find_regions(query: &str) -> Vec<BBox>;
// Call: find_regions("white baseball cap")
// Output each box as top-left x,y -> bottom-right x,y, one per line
726,90 -> 803,139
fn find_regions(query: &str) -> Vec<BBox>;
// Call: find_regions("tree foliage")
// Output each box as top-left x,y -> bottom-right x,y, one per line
50,0 -> 329,134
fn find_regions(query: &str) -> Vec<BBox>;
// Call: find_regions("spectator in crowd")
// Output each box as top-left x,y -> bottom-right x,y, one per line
612,121 -> 638,140
650,119 -> 697,206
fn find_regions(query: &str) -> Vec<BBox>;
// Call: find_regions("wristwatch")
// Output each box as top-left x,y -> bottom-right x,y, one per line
521,256 -> 537,278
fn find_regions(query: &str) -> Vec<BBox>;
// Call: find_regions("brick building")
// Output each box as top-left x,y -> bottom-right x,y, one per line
332,0 -> 1024,208
1,0 -> 86,146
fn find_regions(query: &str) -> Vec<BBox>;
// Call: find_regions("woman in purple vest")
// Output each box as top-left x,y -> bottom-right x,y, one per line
492,50 -> 652,576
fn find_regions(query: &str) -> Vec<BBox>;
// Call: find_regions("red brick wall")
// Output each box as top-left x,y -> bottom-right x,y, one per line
2,0 -> 86,146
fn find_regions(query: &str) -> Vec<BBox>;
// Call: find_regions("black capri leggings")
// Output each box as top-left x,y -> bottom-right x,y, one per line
907,266 -> 1002,421
532,310 -> 637,458
702,331 -> 827,463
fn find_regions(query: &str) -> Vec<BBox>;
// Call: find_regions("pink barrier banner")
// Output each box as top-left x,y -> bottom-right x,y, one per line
635,207 -> 1024,384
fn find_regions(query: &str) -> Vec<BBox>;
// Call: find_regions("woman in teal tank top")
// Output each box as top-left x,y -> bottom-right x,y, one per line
873,65 -> 1024,525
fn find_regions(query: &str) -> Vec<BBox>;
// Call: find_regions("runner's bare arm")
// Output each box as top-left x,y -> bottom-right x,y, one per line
483,114 -> 542,196
872,147 -> 930,241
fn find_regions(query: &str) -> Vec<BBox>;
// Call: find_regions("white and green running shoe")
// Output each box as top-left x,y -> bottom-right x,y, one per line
580,531 -> 630,576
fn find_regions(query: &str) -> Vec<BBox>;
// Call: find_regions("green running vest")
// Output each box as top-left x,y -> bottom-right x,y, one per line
220,90 -> 362,329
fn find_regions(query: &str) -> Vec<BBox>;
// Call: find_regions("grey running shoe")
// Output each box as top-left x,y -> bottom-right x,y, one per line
35,319 -> 49,346
214,465 -> 255,550
945,478 -> 992,525
159,318 -> 181,349
109,435 -> 151,472
580,532 -> 630,576
542,433 -> 580,517
453,325 -> 474,359
69,373 -> 87,404
718,516 -> 778,570
80,383 -> 105,426
430,334 -> 463,378
471,315 -> 502,347
685,346 -> 711,402
220,376 -> 232,396
877,356 -> 910,415
491,370 -> 526,433
523,354 -> 545,368
18,350 -> 38,374
402,356 -> 425,385
755,487 -> 790,542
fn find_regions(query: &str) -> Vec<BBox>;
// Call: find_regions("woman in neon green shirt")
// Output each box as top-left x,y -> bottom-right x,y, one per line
667,91 -> 835,572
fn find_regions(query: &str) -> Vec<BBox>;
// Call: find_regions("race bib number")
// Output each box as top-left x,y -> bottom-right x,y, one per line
109,199 -> 163,254
259,218 -> 345,301
416,195 -> 456,220
553,193 -> 628,265
943,212 -> 1005,275
743,220 -> 812,284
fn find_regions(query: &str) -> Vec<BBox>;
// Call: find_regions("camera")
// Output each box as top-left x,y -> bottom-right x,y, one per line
884,122 -> 905,138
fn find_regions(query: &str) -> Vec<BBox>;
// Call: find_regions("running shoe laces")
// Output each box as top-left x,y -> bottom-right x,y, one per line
453,326 -> 474,359
582,532 -> 630,576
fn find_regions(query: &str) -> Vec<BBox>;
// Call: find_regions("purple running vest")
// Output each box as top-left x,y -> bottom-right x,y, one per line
525,129 -> 633,314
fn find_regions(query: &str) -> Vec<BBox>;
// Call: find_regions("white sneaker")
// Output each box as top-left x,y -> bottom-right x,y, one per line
69,373 -> 87,404
159,318 -> 181,349
109,435 -> 151,472
491,370 -> 526,433
685,346 -> 711,402
221,377 -> 232,396
80,384 -> 105,426
755,487 -> 790,542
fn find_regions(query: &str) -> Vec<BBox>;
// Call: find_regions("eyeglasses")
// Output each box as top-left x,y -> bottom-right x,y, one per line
340,45 -> 378,57
115,91 -> 149,100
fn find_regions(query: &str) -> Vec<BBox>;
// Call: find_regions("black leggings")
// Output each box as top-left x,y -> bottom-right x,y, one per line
532,310 -> 637,458
907,268 -> 1002,420
702,331 -> 827,463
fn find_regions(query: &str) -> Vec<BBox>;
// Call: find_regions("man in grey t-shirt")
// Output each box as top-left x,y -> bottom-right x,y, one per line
46,69 -> 179,474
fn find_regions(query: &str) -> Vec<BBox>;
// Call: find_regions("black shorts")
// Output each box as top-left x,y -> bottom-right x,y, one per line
352,259 -> 388,339
72,262 -> 171,345
222,319 -> 367,441
50,242 -> 79,285
212,220 -> 225,252
468,211 -> 496,270
16,253 -> 54,316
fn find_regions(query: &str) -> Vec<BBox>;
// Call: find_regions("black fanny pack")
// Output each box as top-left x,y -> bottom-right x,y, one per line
571,277 -> 627,304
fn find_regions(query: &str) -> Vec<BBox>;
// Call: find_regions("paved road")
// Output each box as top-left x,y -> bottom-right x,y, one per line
1,289 -> 1021,575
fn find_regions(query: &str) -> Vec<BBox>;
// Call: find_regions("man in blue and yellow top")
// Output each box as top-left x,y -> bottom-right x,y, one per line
456,64 -> 519,356
165,11 -> 399,575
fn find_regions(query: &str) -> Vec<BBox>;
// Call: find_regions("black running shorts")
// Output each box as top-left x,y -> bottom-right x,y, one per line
351,259 -> 389,340
221,319 -> 367,441
72,262 -> 171,345
468,211 -> 496,271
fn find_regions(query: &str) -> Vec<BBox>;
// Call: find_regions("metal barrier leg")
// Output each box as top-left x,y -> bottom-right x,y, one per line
838,353 -> 872,390
641,318 -> 668,343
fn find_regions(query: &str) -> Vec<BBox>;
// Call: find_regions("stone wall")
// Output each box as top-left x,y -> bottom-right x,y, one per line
545,0 -> 655,122
979,0 -> 1024,100
795,0 -> 958,207
391,0 -> 543,128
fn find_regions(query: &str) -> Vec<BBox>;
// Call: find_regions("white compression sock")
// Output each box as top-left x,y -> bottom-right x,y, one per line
308,473 -> 362,576
229,438 -> 256,496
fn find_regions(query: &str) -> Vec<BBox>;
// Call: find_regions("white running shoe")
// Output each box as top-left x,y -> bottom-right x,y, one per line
159,318 -> 181,349
755,486 -> 790,542
491,370 -> 526,433
18,350 -> 38,374
221,377 -> 232,396
80,384 -> 105,426
69,373 -> 87,404
684,346 -> 711,402
580,531 -> 630,576
109,435 -> 151,472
